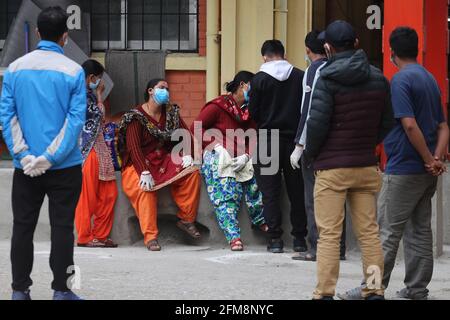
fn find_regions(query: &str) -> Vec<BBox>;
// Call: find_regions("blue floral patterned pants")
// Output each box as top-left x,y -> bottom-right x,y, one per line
201,151 -> 265,243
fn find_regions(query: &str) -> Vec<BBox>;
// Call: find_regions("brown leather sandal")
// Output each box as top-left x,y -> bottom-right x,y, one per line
102,239 -> 119,248
146,239 -> 161,251
176,221 -> 201,239
78,238 -> 118,248
78,239 -> 105,248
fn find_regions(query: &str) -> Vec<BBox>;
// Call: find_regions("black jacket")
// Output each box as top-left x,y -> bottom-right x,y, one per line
304,49 -> 395,170
249,61 -> 304,140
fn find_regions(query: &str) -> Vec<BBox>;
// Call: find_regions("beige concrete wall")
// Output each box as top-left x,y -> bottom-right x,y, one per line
219,0 -> 312,93
287,0 -> 312,70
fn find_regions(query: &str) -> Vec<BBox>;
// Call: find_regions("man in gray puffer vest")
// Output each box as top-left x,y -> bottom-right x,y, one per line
303,21 -> 395,300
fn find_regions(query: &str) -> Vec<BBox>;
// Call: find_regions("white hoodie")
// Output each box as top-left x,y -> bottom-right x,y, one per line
259,60 -> 294,81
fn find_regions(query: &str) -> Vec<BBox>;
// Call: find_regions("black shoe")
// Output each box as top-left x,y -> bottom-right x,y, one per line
267,239 -> 284,253
340,255 -> 347,261
313,296 -> 334,301
292,251 -> 317,262
293,238 -> 307,253
12,290 -> 31,300
365,294 -> 385,301
395,288 -> 428,300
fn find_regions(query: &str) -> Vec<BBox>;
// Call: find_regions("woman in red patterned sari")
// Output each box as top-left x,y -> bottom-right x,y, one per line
119,79 -> 201,251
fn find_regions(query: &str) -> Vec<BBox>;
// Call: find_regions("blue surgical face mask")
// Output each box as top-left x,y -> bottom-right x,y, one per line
243,84 -> 251,103
89,78 -> 101,90
153,88 -> 170,105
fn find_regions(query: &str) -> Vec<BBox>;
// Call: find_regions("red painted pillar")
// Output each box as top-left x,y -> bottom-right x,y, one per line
380,0 -> 449,167
384,0 -> 448,115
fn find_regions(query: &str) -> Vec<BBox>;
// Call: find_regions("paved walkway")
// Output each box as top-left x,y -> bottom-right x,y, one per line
1,242 -> 449,300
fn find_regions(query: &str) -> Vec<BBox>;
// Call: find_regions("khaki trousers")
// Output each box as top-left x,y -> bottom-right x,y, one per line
313,167 -> 385,299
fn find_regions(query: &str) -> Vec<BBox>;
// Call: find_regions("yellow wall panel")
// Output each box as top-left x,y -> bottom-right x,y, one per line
287,0 -> 312,70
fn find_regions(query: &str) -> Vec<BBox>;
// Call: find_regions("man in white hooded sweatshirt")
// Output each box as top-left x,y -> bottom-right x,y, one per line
249,40 -> 307,254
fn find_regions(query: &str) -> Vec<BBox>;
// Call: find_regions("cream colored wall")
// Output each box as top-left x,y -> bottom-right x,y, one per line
220,0 -> 274,90
219,0 -> 312,93
92,0 -> 313,99
287,0 -> 312,70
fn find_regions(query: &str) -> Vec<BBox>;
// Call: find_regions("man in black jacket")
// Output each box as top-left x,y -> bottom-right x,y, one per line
249,40 -> 307,254
304,21 -> 394,300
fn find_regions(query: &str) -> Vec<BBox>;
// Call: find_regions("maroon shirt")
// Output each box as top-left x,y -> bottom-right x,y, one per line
123,105 -> 191,185
191,95 -> 257,157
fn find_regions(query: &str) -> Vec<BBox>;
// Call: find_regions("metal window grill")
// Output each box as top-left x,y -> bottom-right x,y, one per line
0,0 -> 199,53
0,0 -> 23,49
89,0 -> 199,53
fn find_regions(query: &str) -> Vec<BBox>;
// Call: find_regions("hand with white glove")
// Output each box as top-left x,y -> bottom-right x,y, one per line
23,155 -> 52,177
20,155 -> 41,178
231,154 -> 250,173
20,155 -> 35,169
182,155 -> 194,169
139,171 -> 155,192
213,144 -> 226,155
290,145 -> 304,170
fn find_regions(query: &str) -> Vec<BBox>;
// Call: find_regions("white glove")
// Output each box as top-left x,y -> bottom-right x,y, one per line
231,154 -> 250,173
290,145 -> 304,170
139,171 -> 155,192
182,155 -> 194,169
20,155 -> 35,168
23,155 -> 52,177
213,144 -> 226,155
20,155 -> 41,178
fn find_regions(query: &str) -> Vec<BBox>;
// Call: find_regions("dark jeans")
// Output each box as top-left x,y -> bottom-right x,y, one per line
254,137 -> 307,240
11,166 -> 82,292
301,156 -> 347,255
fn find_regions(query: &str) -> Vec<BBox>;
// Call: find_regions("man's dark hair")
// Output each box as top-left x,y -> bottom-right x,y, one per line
389,27 -> 419,59
82,60 -> 105,78
37,6 -> 69,43
225,71 -> 254,93
261,40 -> 285,58
305,30 -> 326,55
144,78 -> 166,101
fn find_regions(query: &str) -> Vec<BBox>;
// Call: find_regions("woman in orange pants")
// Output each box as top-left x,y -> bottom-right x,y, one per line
75,60 -> 118,248
119,78 -> 201,251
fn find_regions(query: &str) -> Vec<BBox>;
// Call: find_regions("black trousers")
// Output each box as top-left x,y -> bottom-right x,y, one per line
254,137 -> 307,240
11,166 -> 82,292
302,156 -> 347,255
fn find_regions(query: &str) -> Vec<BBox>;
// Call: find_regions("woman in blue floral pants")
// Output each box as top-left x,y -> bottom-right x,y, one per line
192,71 -> 267,251
201,151 -> 265,249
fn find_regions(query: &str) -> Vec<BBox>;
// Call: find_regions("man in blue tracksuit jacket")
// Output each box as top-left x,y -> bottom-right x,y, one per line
0,6 -> 86,300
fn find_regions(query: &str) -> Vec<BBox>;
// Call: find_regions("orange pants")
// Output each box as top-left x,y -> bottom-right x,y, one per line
75,149 -> 118,244
122,165 -> 201,245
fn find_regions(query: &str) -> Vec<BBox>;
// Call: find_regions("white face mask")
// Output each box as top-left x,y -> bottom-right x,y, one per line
390,53 -> 399,68
324,44 -> 333,59
305,54 -> 312,65
63,35 -> 69,47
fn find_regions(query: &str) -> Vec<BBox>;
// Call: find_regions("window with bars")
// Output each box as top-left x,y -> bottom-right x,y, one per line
90,0 -> 199,52
0,0 -> 23,50
0,0 -> 199,53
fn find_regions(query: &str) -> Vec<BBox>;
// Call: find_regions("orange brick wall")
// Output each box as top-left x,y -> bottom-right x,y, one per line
166,71 -> 206,125
198,0 -> 206,56
166,0 -> 207,126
